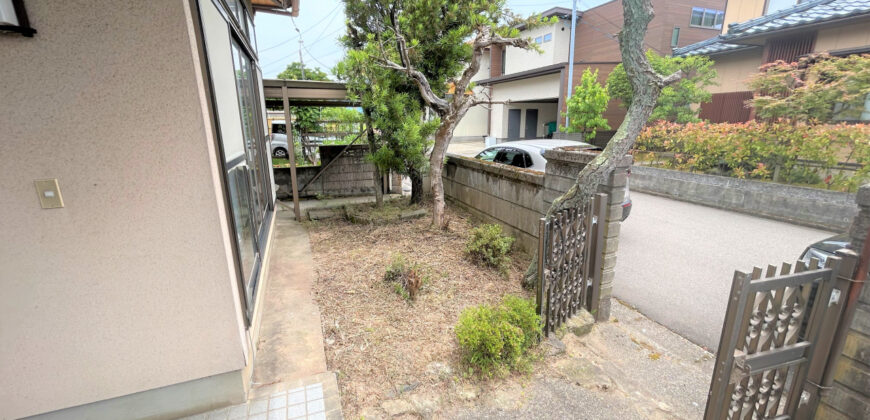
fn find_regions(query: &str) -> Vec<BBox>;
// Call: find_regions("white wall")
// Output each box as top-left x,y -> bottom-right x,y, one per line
491,102 -> 559,138
0,1 -> 246,418
472,49 -> 491,82
815,21 -> 870,52
504,21 -> 569,75
553,20 -> 572,64
488,73 -> 562,138
491,73 -> 562,102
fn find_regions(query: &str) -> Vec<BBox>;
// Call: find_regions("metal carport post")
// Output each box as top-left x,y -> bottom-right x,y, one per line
262,79 -> 354,221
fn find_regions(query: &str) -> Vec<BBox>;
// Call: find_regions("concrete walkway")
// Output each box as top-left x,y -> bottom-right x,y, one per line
186,207 -> 341,420
250,208 -> 330,397
447,139 -> 486,157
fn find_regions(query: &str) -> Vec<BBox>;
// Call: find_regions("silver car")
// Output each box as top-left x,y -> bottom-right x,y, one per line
474,139 -> 633,220
270,120 -> 289,158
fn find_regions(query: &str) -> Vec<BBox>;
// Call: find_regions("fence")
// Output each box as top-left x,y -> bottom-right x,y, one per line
630,165 -> 858,231
442,149 -> 630,322
536,194 -> 607,334
705,249 -> 860,419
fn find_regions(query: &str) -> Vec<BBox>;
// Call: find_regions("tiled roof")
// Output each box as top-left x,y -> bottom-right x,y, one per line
675,0 -> 870,56
672,36 -> 756,56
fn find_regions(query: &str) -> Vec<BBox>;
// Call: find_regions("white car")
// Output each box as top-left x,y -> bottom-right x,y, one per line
474,139 -> 633,220
474,139 -> 597,171
270,120 -> 290,158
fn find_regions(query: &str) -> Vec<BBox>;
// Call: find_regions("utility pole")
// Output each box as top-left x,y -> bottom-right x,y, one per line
299,39 -> 305,79
291,16 -> 305,79
565,0 -> 578,128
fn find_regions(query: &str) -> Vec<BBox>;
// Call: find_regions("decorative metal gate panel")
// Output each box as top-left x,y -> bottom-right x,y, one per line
705,254 -> 852,420
536,193 -> 607,334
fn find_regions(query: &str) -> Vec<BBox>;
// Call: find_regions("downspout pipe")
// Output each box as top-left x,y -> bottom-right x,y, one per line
565,0 -> 578,129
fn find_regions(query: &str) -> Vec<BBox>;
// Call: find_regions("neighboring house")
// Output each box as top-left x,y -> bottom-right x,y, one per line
1,0 -> 297,418
675,0 -> 870,123
453,1 -> 726,142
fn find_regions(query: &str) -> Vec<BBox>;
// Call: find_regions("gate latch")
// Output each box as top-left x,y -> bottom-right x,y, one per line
829,289 -> 841,307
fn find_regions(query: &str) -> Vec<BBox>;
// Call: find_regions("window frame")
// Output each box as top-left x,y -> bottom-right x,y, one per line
198,0 -> 272,324
543,33 -> 553,43
212,0 -> 258,62
689,7 -> 725,30
501,48 -> 506,74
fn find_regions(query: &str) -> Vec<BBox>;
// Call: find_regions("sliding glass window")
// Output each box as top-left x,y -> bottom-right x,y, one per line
199,0 -> 273,320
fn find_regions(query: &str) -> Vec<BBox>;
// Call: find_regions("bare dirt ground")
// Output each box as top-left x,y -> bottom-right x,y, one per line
307,203 -> 533,418
308,201 -> 714,419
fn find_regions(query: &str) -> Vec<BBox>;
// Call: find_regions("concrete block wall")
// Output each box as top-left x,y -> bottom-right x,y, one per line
442,154 -> 545,251
541,149 -> 632,322
442,149 -> 629,321
630,165 -> 858,232
273,144 -> 376,199
818,185 -> 870,419
319,145 -> 377,196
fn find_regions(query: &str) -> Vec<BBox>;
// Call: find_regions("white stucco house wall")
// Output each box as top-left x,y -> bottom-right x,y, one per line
452,7 -> 575,142
0,1 -> 297,418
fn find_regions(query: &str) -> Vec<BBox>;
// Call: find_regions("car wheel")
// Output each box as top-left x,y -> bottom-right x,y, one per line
273,148 -> 288,158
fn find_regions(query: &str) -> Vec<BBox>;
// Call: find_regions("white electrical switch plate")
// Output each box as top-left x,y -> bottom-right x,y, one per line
35,179 -> 64,209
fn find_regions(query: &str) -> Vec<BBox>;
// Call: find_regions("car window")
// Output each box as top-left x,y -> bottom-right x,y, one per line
493,148 -> 530,168
520,152 -> 532,168
272,123 -> 286,134
475,148 -> 499,161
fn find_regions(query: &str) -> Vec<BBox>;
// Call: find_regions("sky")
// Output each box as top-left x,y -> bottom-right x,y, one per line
254,0 -> 612,78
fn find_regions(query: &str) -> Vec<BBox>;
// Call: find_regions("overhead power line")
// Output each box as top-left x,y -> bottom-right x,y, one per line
257,3 -> 341,52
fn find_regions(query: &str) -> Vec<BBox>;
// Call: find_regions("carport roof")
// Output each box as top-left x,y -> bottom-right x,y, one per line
262,79 -> 356,107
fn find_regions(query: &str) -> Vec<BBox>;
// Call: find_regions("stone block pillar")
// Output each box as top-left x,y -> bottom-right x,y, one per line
390,171 -> 403,194
817,184 -> 870,419
541,148 -> 632,322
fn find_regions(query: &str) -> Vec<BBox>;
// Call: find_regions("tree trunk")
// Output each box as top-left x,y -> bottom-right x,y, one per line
363,109 -> 383,206
409,169 -> 423,204
429,117 -> 457,228
522,0 -> 681,288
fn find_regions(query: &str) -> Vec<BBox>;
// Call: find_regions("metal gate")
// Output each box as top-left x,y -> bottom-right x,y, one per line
536,193 -> 607,334
705,251 -> 857,419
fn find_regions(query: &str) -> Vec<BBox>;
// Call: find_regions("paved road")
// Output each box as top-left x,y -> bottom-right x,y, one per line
614,192 -> 835,350
444,140 -> 837,350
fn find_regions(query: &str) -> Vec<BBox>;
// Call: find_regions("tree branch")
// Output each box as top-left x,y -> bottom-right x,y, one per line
454,26 -> 533,111
659,70 -> 684,87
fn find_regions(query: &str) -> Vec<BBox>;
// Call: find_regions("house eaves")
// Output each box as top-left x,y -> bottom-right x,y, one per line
252,0 -> 300,17
476,63 -> 566,86
673,36 -> 760,57
516,7 -> 581,30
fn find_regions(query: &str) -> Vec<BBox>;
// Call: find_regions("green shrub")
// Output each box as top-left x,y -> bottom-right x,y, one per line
455,295 -> 541,377
384,253 -> 424,301
500,295 -> 542,349
465,224 -> 515,275
635,121 -> 870,192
